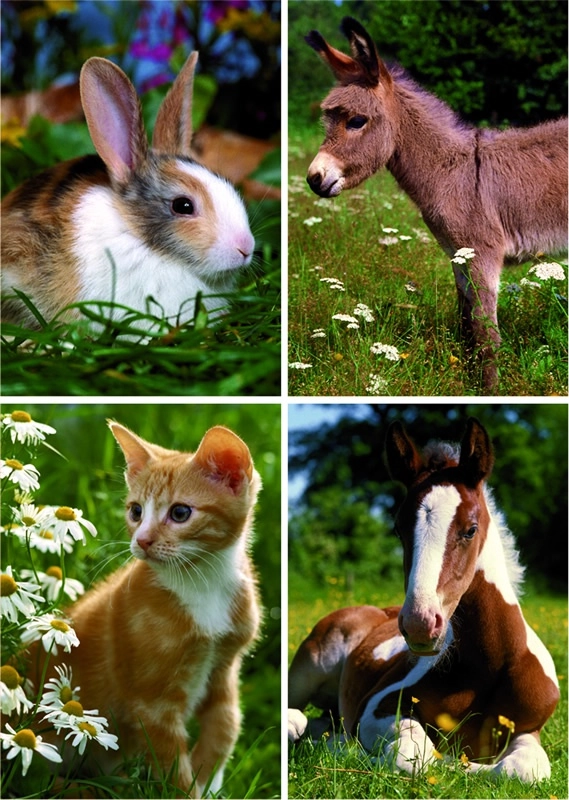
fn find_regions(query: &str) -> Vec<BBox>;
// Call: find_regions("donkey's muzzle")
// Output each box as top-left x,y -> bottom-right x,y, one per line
306,153 -> 345,197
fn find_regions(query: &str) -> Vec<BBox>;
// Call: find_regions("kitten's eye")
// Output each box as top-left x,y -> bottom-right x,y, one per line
129,503 -> 142,522
169,504 -> 192,523
172,197 -> 195,216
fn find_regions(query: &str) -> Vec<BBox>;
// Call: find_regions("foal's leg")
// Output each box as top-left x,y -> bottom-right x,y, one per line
465,732 -> 551,781
452,250 -> 503,393
360,715 -> 438,775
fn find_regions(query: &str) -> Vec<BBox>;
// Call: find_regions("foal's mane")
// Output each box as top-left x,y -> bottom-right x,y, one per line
423,439 -> 525,597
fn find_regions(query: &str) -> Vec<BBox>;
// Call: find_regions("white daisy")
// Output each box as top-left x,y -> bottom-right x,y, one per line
0,460 -> 40,493
1,411 -> 56,446
43,506 -> 98,545
21,613 -> 80,656
64,718 -> 119,755
0,723 -> 62,776
21,567 -> 85,603
289,362 -> 313,370
0,665 -> 33,716
0,566 -> 44,623
20,526 -> 76,555
42,699 -> 108,730
38,664 -> 80,712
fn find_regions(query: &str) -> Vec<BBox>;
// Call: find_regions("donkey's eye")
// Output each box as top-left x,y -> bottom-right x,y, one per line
346,115 -> 368,130
462,525 -> 478,540
172,197 -> 195,215
129,503 -> 142,522
169,504 -> 192,523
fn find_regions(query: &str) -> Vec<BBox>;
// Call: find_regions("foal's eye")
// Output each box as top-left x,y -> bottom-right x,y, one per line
169,504 -> 192,523
129,503 -> 142,522
462,525 -> 478,540
346,115 -> 368,130
171,197 -> 195,215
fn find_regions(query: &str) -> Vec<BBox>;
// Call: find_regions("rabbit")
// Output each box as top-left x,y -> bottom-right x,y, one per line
1,53 -> 255,331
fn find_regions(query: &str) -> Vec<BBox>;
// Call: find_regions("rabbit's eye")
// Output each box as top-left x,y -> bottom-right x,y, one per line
172,197 -> 195,215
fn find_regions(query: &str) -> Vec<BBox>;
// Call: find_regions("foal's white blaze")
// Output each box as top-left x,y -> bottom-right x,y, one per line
407,484 -> 461,609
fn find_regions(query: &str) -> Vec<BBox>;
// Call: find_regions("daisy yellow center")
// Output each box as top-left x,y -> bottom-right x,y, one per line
11,411 -> 32,423
21,516 -> 37,526
0,574 -> 18,596
1,665 -> 21,690
5,459 -> 23,470
38,530 -> 54,540
50,619 -> 70,633
61,700 -> 84,717
77,721 -> 97,737
13,729 -> 36,749
55,507 -> 76,521
59,686 -> 73,704
46,566 -> 63,580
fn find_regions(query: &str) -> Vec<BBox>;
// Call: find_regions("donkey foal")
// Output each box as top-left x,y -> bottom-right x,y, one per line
305,17 -> 568,392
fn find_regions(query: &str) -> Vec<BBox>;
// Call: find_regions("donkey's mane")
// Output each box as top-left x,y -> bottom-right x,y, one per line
387,62 -> 474,139
423,439 -> 525,597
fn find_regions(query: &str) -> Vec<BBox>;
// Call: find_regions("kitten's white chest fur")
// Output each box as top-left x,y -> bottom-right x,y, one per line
152,541 -> 247,637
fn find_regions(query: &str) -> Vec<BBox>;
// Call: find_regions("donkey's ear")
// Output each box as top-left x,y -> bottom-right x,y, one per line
152,51 -> 198,155
305,29 -> 364,83
340,17 -> 381,83
385,421 -> 424,487
459,418 -> 494,486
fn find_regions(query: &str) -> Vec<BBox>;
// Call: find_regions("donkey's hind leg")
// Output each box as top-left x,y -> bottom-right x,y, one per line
452,249 -> 503,392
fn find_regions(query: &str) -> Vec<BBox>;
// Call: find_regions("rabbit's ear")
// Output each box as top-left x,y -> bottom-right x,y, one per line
152,51 -> 198,156
80,58 -> 148,185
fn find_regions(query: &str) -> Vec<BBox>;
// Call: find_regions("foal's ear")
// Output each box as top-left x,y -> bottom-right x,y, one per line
459,418 -> 494,486
385,421 -> 423,487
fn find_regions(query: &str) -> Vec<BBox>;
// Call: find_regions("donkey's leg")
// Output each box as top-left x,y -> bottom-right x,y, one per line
452,251 -> 503,392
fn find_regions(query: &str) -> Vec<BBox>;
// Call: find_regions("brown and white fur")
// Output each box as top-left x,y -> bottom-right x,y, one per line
1,54 -> 254,331
30,421 -> 261,797
305,18 -> 568,391
288,418 -> 559,781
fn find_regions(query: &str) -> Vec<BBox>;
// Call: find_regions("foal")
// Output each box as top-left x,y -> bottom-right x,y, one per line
288,418 -> 559,781
305,18 -> 568,391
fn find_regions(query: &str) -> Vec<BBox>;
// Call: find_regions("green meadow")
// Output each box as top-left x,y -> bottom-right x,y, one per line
288,129 -> 568,397
288,573 -> 568,800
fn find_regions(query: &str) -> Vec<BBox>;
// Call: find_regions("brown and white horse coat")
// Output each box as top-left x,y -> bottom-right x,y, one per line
288,419 -> 559,781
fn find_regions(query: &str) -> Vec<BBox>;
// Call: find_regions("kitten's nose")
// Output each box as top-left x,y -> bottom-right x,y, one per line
136,534 -> 153,552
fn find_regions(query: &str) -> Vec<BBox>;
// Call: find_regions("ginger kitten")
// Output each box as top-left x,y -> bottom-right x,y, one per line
34,421 -> 262,797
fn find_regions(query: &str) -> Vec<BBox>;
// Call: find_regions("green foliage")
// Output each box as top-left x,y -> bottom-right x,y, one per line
1,405 -> 281,798
289,0 -> 568,126
289,404 -> 568,589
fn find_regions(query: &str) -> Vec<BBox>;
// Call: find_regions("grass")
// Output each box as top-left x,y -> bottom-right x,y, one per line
288,573 -> 568,799
288,127 -> 568,397
1,196 -> 280,397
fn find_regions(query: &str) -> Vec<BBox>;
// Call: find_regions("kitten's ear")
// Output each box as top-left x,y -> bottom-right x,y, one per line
194,426 -> 253,493
108,421 -> 154,476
